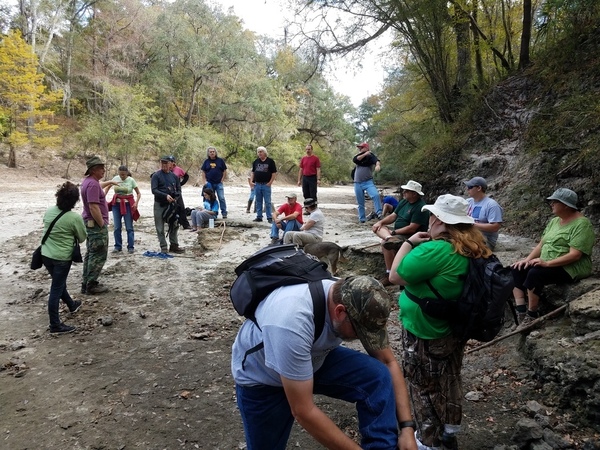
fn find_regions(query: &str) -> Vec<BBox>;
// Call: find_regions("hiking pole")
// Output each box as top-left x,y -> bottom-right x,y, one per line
465,304 -> 569,354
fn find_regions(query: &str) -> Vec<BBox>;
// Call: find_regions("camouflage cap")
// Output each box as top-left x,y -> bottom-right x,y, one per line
340,276 -> 391,352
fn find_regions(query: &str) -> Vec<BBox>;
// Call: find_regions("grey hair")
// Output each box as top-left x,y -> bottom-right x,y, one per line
257,146 -> 268,156
206,146 -> 218,157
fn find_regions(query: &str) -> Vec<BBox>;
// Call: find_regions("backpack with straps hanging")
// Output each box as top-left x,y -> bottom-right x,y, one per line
230,244 -> 335,368
405,254 -> 517,342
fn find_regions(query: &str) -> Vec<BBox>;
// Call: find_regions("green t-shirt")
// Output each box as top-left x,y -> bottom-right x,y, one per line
393,198 -> 429,232
111,175 -> 138,196
41,205 -> 87,261
397,239 -> 468,339
540,216 -> 595,280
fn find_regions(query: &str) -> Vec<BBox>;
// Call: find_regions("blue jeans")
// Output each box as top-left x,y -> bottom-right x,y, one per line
206,182 -> 227,217
270,219 -> 301,240
236,346 -> 398,450
112,203 -> 134,250
42,256 -> 76,327
354,179 -> 382,222
254,183 -> 272,220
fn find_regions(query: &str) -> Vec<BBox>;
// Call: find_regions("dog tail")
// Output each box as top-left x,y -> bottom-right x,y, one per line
338,246 -> 349,263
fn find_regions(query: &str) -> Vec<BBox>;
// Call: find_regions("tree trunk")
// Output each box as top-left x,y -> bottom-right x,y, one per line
519,0 -> 532,69
454,5 -> 472,92
8,144 -> 17,168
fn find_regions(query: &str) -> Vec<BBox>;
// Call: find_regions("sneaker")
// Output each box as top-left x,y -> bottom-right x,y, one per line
112,248 -> 122,253
382,238 -> 403,251
441,432 -> 458,450
86,283 -> 108,295
69,300 -> 82,314
269,237 -> 281,245
49,323 -> 76,334
222,214 -> 228,219
516,311 -> 527,324
169,245 -> 185,254
252,217 -> 263,222
127,248 -> 135,254
189,227 -> 197,232
267,218 -> 273,224
366,212 -> 377,221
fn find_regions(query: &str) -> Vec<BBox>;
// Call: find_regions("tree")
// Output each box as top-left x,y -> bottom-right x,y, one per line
0,30 -> 61,167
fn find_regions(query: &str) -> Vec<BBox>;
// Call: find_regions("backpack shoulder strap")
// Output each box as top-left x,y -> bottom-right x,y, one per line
241,280 -> 327,371
308,280 -> 326,342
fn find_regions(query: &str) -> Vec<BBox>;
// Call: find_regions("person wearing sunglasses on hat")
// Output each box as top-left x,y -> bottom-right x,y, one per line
510,188 -> 595,328
464,176 -> 503,250
389,194 -> 491,450
282,198 -> 325,247
232,276 -> 418,450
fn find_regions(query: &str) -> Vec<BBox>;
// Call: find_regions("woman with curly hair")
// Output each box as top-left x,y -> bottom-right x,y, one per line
390,194 -> 491,450
41,181 -> 87,334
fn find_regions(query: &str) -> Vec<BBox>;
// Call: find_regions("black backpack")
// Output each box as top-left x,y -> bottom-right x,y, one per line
230,245 -> 335,367
405,254 -> 516,342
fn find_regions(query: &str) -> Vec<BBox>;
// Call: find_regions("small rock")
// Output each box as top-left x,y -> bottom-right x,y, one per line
511,418 -> 544,443
465,391 -> 483,401
530,440 -> 553,450
98,316 -> 113,326
9,340 -> 26,351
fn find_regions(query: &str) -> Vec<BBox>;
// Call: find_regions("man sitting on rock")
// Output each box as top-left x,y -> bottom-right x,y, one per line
283,198 -> 324,247
371,180 -> 429,286
464,176 -> 503,250
269,193 -> 303,245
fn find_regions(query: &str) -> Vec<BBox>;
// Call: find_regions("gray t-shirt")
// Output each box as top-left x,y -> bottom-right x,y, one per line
231,279 -> 339,386
467,196 -> 503,248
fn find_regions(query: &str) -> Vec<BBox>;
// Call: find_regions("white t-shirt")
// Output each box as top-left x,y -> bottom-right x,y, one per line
305,208 -> 325,238
231,280 -> 339,387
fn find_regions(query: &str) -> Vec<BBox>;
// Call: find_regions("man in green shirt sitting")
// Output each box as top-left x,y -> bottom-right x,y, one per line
372,180 -> 430,286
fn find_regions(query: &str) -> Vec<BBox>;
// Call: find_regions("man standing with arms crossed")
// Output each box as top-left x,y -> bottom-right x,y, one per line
353,142 -> 383,223
201,146 -> 228,219
251,146 -> 277,223
81,156 -> 114,294
297,143 -> 321,202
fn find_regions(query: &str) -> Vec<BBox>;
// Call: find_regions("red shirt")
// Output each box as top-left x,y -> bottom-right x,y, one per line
277,202 -> 304,224
299,155 -> 321,176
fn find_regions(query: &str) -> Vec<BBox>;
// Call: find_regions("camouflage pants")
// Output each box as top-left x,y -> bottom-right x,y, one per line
401,329 -> 466,448
82,225 -> 108,286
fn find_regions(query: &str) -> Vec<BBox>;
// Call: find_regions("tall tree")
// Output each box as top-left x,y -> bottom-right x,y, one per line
0,30 -> 61,167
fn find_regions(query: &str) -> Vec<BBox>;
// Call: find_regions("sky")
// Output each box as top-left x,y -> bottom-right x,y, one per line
214,0 -> 389,106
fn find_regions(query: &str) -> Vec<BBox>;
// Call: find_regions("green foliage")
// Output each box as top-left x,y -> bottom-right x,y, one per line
77,83 -> 160,166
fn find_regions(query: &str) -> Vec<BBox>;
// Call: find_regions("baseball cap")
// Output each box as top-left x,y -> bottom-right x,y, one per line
464,177 -> 488,190
422,194 -> 475,225
340,276 -> 391,352
356,142 -> 370,151
547,188 -> 578,210
160,155 -> 172,162
84,155 -> 105,176
286,193 -> 297,199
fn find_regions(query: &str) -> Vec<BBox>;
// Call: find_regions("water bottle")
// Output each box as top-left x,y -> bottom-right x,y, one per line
209,218 -> 214,228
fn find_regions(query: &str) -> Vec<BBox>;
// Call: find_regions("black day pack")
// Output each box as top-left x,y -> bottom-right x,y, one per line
405,254 -> 516,342
230,244 -> 334,339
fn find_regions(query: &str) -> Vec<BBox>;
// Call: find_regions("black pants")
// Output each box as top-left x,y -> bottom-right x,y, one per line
512,265 -> 573,295
301,175 -> 318,201
176,195 -> 190,228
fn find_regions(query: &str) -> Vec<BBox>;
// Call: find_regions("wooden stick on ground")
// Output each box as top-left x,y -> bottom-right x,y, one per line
465,304 -> 569,354
216,220 -> 226,253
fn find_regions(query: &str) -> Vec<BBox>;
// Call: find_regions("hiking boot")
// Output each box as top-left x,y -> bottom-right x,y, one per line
517,311 -> 527,324
128,248 -> 135,254
379,275 -> 392,287
49,323 -> 76,334
169,245 -> 185,254
252,217 -> 263,222
366,212 -> 377,221
86,283 -> 108,295
111,248 -> 122,253
382,238 -> 403,251
267,218 -> 273,224
81,282 -> 87,294
222,214 -> 227,219
69,300 -> 82,314
517,312 -> 541,331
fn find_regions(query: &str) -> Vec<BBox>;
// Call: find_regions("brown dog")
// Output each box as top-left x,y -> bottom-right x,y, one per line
303,242 -> 348,276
